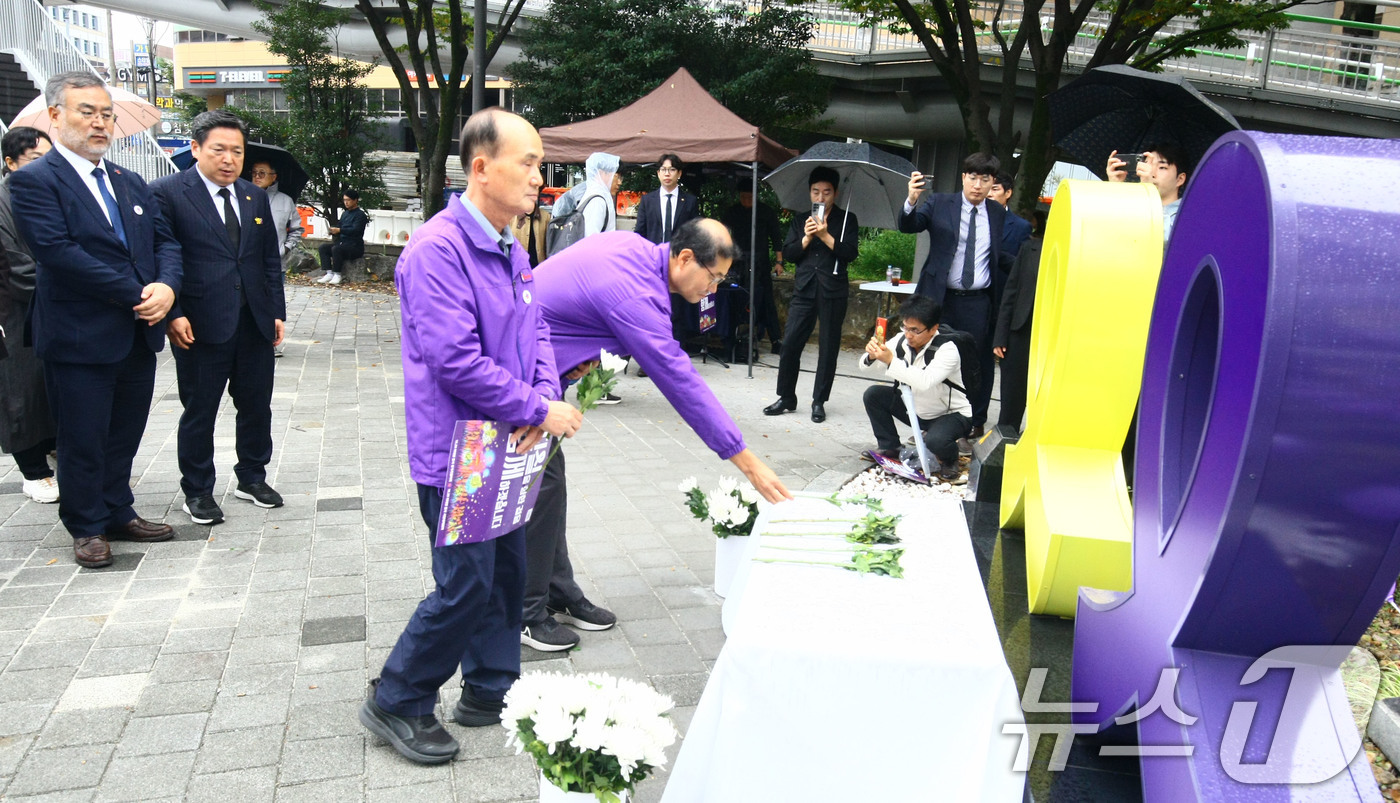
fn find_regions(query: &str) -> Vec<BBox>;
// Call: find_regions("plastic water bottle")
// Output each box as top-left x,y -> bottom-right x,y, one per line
887,264 -> 899,286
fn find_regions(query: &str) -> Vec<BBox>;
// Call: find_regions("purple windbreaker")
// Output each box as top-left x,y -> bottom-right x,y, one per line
396,200 -> 561,487
532,231 -> 746,461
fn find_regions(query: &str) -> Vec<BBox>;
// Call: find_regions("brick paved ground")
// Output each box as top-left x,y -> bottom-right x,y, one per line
0,284 -> 992,802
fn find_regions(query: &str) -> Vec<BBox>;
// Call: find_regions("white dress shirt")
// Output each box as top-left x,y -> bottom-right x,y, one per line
948,198 -> 991,290
51,139 -> 119,227
196,168 -> 242,227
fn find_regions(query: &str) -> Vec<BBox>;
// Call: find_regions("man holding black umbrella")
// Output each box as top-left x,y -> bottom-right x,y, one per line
1107,142 -> 1191,242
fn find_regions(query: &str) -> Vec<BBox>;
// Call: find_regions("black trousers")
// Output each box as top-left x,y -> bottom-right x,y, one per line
376,483 -> 526,716
523,440 -> 584,625
941,290 -> 995,428
44,326 -> 155,537
997,326 -> 1031,430
172,304 -> 275,498
318,241 -> 363,273
12,438 -> 55,480
863,383 -> 971,466
747,265 -> 782,346
776,286 -> 847,405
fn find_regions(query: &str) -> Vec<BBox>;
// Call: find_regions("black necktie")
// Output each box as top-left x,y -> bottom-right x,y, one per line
219,187 -> 240,251
961,206 -> 977,289
663,194 -> 674,241
91,167 -> 126,246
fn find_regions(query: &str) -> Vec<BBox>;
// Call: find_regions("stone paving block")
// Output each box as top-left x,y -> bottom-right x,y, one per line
75,644 -> 161,678
654,585 -> 713,610
0,701 -> 55,738
162,626 -> 235,654
315,497 -> 362,512
292,670 -> 365,704
222,662 -> 297,696
302,595 -> 366,621
451,753 -> 538,802
5,743 -> 113,796
94,750 -> 196,802
600,594 -> 669,621
0,605 -> 49,632
0,666 -> 79,704
185,765 -> 277,803
131,558 -> 200,581
206,691 -> 291,732
250,569 -> 310,593
194,725 -> 284,773
0,733 -> 36,777
277,734 -> 364,785
641,566 -> 702,588
106,598 -> 182,625
115,712 -> 209,756
633,643 -> 706,676
618,618 -> 688,647
122,578 -> 192,601
671,606 -> 723,632
0,583 -> 65,608
92,622 -> 168,649
7,639 -> 93,671
296,640 -> 364,671
591,574 -> 653,599
133,679 -> 219,717
76,553 -> 143,574
228,634 -> 301,666
364,781 -> 455,802
149,650 -> 227,683
305,575 -> 365,599
286,702 -> 362,742
566,639 -> 640,673
365,597 -> 419,625
271,775 -> 363,803
60,572 -> 132,595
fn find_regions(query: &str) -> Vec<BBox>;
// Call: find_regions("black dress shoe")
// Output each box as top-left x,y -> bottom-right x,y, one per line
811,402 -> 826,423
105,517 -> 174,543
764,398 -> 796,416
234,481 -> 284,508
453,684 -> 506,727
360,679 -> 459,764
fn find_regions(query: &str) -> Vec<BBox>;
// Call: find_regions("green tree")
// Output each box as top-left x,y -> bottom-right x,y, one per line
509,0 -> 828,131
836,0 -> 1302,215
249,0 -> 388,223
354,0 -> 527,219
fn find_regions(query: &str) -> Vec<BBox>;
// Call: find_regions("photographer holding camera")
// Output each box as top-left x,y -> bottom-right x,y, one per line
1106,142 -> 1192,242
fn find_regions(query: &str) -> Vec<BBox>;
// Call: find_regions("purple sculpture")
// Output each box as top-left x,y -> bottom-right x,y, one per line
1072,131 -> 1400,799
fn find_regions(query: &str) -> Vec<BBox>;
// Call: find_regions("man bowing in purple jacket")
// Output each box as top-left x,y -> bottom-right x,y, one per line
521,219 -> 794,650
359,109 -> 583,766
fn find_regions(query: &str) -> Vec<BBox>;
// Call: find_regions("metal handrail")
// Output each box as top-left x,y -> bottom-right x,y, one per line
0,0 -> 176,179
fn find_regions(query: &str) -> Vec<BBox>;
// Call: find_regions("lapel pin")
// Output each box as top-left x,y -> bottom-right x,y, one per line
254,217 -> 263,224
133,205 -> 143,215
245,195 -> 251,201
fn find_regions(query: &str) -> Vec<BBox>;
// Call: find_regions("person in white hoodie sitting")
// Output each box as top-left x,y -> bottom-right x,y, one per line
859,294 -> 973,485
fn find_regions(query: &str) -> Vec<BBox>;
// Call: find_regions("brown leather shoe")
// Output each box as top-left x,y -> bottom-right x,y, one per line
105,516 -> 174,543
74,536 -> 112,568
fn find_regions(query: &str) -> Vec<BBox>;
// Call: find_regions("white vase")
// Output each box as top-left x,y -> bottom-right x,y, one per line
538,772 -> 629,802
713,534 -> 750,598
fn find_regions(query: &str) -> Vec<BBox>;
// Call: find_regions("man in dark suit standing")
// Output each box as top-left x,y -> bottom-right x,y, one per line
989,172 -> 1033,259
763,166 -> 859,423
11,72 -> 183,568
151,110 -> 286,526
900,153 -> 1014,440
634,154 -> 698,244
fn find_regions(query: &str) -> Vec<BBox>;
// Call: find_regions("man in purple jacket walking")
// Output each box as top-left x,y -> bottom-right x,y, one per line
359,109 -> 583,766
522,219 -> 794,650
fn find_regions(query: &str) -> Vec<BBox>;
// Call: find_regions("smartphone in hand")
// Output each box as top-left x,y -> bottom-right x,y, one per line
811,202 -> 826,224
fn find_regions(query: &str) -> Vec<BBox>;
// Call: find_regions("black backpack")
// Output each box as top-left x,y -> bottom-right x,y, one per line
930,328 -> 980,398
545,194 -> 607,256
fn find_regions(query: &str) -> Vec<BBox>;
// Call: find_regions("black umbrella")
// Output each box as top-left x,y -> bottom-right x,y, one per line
763,141 -> 917,230
169,141 -> 311,201
1049,65 -> 1241,180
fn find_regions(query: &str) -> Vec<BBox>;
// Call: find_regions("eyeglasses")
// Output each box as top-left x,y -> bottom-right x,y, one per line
900,324 -> 929,336
65,106 -> 117,124
658,167 -> 679,174
702,265 -> 727,287
251,170 -> 276,178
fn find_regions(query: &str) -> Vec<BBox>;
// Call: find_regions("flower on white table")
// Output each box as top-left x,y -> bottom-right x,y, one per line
738,485 -> 760,506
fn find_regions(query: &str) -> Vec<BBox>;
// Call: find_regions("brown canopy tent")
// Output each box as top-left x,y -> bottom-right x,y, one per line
539,68 -> 796,376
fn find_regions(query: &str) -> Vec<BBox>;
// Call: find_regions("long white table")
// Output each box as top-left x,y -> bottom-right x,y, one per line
662,496 -> 1025,802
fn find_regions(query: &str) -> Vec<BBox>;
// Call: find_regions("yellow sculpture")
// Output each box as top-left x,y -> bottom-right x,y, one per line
1000,180 -> 1163,617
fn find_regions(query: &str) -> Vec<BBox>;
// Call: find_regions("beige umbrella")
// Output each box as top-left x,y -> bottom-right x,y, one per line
8,84 -> 162,140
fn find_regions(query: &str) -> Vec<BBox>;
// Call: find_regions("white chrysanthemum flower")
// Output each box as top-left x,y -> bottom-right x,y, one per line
716,475 -> 738,494
738,485 -> 759,505
677,476 -> 698,493
600,349 -> 628,373
531,704 -> 577,753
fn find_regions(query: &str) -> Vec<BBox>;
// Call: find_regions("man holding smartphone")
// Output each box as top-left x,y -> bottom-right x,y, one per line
763,166 -> 859,424
1107,142 -> 1191,242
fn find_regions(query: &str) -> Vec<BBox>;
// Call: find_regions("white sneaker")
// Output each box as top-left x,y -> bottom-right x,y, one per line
327,273 -> 342,285
315,272 -> 333,283
22,476 -> 59,503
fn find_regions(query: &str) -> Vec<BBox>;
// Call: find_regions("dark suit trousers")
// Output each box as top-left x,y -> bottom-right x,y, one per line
173,304 -> 274,498
863,383 -> 971,465
523,440 -> 583,625
750,267 -> 782,346
44,325 -> 155,538
942,291 -> 995,428
998,327 -> 1031,429
375,483 -> 525,716
776,286 -> 847,404
318,241 -> 363,273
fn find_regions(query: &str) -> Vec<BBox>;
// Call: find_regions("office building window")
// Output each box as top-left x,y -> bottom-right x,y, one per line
61,8 -> 69,21
94,42 -> 101,58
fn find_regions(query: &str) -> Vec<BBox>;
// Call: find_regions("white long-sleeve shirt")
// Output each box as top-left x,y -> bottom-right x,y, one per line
860,331 -> 972,420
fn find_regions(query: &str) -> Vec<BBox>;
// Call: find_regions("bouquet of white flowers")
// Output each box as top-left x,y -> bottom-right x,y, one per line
503,671 -> 678,802
678,475 -> 760,538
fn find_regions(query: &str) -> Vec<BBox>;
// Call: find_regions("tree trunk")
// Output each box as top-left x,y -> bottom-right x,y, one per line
1014,61 -> 1064,220
422,147 -> 448,220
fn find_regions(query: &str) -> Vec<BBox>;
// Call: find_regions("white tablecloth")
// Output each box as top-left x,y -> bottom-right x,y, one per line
662,496 -> 1025,802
